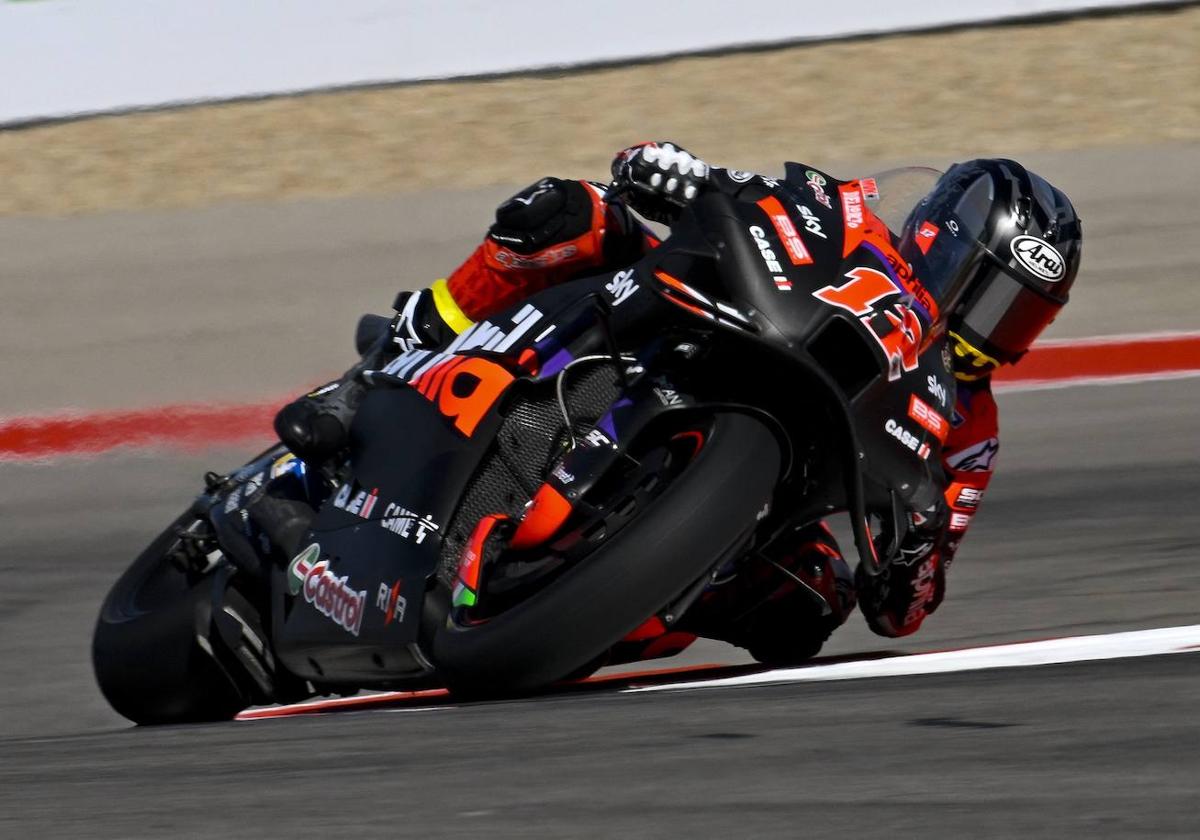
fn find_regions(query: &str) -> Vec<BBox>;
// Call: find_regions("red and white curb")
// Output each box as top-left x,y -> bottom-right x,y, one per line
991,330 -> 1200,392
235,662 -> 731,721
235,625 -> 1200,720
627,624 -> 1200,694
2,331 -> 1198,461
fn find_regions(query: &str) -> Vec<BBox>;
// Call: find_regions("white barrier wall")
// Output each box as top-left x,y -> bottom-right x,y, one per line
0,0 -> 1177,125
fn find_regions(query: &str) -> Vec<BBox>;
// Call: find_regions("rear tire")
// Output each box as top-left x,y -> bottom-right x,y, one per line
430,412 -> 781,696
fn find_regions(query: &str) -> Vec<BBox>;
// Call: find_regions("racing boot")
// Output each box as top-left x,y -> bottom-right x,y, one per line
683,522 -> 857,666
274,369 -> 370,466
274,285 -> 459,464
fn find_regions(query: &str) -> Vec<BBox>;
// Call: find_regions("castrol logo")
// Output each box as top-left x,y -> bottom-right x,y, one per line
287,544 -> 367,637
1010,235 -> 1066,282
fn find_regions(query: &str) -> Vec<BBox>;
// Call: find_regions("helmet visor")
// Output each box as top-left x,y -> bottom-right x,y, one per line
958,258 -> 1063,361
898,175 -> 996,314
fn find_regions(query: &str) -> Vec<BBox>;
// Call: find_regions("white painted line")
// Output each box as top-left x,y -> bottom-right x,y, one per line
997,369 -> 1200,392
1033,330 -> 1200,347
626,624 -> 1200,694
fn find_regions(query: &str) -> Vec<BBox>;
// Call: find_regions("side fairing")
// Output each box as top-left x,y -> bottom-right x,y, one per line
852,335 -> 955,513
272,358 -> 516,684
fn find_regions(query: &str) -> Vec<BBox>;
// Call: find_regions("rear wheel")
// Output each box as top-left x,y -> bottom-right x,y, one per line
429,412 -> 781,696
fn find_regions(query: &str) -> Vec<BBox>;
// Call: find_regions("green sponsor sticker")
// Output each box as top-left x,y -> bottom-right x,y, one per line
287,543 -> 321,595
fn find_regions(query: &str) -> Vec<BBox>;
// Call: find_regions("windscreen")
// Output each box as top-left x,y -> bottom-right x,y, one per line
861,167 -> 943,235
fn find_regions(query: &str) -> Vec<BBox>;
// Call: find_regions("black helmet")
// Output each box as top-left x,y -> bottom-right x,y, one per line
898,158 -> 1082,379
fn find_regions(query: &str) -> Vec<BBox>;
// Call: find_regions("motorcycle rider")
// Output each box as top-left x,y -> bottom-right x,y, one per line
273,142 -> 1082,664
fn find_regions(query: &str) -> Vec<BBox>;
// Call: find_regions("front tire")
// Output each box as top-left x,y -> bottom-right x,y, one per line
429,412 -> 781,696
92,513 -> 264,725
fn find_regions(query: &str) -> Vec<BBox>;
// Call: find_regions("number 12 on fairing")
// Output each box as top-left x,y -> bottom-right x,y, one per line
813,266 -> 923,380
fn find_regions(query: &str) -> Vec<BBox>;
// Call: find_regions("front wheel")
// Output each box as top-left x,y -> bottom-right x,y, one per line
429,411 -> 781,696
92,512 -> 273,724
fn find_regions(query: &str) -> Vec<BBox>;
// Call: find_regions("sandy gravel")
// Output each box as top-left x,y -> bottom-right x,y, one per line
1,6 -> 1197,217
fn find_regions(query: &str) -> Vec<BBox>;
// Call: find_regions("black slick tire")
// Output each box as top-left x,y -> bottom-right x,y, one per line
430,412 -> 781,696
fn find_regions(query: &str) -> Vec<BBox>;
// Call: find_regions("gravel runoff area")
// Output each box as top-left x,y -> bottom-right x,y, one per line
1,5 -> 1198,217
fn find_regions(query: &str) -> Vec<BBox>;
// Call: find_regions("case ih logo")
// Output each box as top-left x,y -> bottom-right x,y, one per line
1010,235 -> 1066,282
885,418 -> 931,460
287,544 -> 367,637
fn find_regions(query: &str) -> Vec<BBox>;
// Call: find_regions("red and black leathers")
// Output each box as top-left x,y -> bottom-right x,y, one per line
444,177 -> 646,323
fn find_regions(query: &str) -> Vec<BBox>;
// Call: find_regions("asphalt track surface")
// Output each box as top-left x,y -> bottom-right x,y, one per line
1,143 -> 1198,837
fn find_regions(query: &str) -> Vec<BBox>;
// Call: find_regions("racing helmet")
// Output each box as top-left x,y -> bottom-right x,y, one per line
897,158 -> 1083,379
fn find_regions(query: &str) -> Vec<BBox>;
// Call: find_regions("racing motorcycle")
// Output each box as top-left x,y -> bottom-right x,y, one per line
93,166 -> 955,724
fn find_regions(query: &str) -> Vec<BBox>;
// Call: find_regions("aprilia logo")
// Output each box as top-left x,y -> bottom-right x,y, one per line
408,356 -> 514,437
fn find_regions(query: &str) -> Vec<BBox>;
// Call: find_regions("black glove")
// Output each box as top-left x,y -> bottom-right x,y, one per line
487,177 -> 597,255
856,528 -> 945,638
610,141 -> 710,223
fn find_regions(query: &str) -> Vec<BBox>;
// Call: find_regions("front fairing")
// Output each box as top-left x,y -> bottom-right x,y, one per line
653,181 -> 954,514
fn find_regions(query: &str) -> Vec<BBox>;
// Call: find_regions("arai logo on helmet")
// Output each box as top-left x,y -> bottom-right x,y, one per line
1010,235 -> 1066,282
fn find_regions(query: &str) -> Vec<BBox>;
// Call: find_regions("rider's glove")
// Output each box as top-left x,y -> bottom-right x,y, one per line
610,141 -> 711,223
856,530 -> 945,638
388,287 -> 458,355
